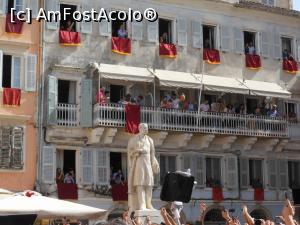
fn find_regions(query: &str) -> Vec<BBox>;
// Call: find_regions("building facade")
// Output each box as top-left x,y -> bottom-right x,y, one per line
0,0 -> 40,191
39,0 -> 300,223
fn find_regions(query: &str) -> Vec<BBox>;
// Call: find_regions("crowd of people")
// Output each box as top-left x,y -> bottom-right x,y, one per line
56,168 -> 76,184
93,198 -> 298,225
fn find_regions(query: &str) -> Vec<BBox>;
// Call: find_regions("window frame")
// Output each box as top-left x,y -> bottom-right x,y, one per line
159,154 -> 177,185
109,7 -> 132,38
205,156 -> 222,188
249,158 -> 264,188
158,16 -> 176,44
202,23 -> 218,50
288,160 -> 300,189
0,125 -> 25,172
281,35 -> 296,58
243,30 -> 259,55
59,2 -> 80,32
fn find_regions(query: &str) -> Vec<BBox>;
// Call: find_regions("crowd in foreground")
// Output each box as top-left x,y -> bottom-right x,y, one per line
94,198 -> 298,225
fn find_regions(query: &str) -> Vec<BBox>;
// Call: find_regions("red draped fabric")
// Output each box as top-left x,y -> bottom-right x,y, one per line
59,30 -> 81,46
159,43 -> 177,58
254,188 -> 264,201
57,183 -> 78,200
246,54 -> 262,69
111,182 -> 128,201
212,187 -> 224,201
5,14 -> 23,34
283,59 -> 298,74
111,37 -> 131,55
3,88 -> 21,106
203,49 -> 221,64
125,104 -> 141,134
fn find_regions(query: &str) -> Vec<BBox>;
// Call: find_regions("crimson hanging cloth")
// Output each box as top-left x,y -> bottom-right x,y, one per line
111,37 -> 131,55
254,188 -> 264,201
159,43 -> 177,58
212,187 -> 224,201
5,14 -> 23,34
246,54 -> 262,69
57,183 -> 78,200
283,59 -> 298,74
203,49 -> 221,64
3,88 -> 21,106
59,30 -> 81,46
111,182 -> 128,201
125,104 -> 141,134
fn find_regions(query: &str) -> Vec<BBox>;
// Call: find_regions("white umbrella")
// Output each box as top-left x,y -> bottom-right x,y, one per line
0,191 -> 106,220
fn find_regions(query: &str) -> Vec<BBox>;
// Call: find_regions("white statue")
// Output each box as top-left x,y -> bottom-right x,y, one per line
127,123 -> 160,211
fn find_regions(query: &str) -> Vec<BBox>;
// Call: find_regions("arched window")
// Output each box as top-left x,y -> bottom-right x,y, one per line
204,208 -> 226,225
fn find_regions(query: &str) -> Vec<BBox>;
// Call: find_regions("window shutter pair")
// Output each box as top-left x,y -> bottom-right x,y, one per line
267,159 -> 288,189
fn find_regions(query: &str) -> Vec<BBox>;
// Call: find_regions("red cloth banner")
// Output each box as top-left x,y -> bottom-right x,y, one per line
254,188 -> 264,201
3,88 -> 21,106
111,182 -> 128,201
203,49 -> 221,64
111,37 -> 131,55
59,30 -> 81,46
5,14 -> 23,34
125,104 -> 141,134
212,187 -> 224,201
57,183 -> 78,200
159,43 -> 177,58
246,54 -> 262,69
283,59 -> 298,74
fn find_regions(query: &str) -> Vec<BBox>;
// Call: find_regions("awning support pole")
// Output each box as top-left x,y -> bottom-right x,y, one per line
198,59 -> 205,113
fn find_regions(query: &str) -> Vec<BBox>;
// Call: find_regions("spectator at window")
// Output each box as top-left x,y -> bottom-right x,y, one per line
160,96 -> 169,108
96,87 -> 107,105
64,170 -> 75,184
283,49 -> 289,60
112,169 -> 123,185
160,32 -> 169,44
119,94 -> 131,105
227,104 -> 235,114
239,104 -> 246,114
63,19 -> 75,32
245,43 -> 250,54
56,168 -> 64,184
204,39 -> 211,49
288,52 -> 295,61
255,105 -> 261,116
117,24 -> 127,38
268,104 -> 279,118
248,42 -> 256,55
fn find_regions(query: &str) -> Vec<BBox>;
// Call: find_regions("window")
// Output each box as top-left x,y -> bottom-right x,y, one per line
261,0 -> 275,6
249,159 -> 263,188
57,80 -> 76,104
60,4 -> 77,32
203,25 -> 216,49
206,157 -> 221,187
0,126 -> 24,170
7,0 -> 23,13
288,161 -> 300,189
159,155 -> 176,185
2,54 -> 21,88
246,98 -> 259,114
281,37 -> 293,59
244,31 -> 257,54
159,18 -> 173,44
110,85 -> 125,103
285,102 -> 297,122
111,13 -> 128,38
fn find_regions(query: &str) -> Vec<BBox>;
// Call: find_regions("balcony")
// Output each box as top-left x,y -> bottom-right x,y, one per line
93,104 -> 289,138
56,103 -> 78,127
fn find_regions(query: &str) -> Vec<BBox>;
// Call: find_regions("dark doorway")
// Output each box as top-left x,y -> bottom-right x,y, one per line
203,25 -> 215,49
111,13 -> 127,38
60,4 -> 77,31
58,80 -> 76,104
247,98 -> 258,114
159,18 -> 172,44
63,150 -> 76,175
110,152 -> 122,174
110,85 -> 125,103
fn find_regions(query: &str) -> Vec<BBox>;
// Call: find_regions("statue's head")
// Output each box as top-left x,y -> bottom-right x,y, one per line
139,123 -> 148,135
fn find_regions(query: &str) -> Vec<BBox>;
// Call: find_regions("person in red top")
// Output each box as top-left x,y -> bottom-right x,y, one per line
96,87 -> 107,105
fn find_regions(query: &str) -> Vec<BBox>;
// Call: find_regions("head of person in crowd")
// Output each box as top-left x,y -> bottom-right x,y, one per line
160,32 -> 168,44
125,94 -> 131,102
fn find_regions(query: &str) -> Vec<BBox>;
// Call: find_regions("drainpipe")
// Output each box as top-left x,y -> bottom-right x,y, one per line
37,0 -> 46,190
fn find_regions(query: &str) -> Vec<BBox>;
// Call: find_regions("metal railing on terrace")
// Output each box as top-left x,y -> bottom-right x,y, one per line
56,103 -> 78,127
93,103 -> 289,138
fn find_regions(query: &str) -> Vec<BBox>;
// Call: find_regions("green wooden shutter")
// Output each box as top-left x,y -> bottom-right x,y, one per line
240,157 -> 249,189
226,156 -> 238,189
81,149 -> 93,185
96,150 -> 109,185
80,79 -> 93,127
47,75 -> 57,125
42,146 -> 56,184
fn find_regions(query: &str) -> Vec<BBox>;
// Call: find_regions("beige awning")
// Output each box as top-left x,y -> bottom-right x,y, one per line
243,80 -> 291,99
153,69 -> 201,89
98,63 -> 154,82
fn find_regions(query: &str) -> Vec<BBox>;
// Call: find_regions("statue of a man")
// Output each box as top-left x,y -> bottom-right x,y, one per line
127,123 -> 160,211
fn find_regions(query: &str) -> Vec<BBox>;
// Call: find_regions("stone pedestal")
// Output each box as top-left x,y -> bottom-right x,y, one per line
135,209 -> 163,224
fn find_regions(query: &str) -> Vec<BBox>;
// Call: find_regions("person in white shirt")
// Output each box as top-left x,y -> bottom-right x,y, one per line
200,100 -> 210,112
171,94 -> 180,109
248,42 -> 256,55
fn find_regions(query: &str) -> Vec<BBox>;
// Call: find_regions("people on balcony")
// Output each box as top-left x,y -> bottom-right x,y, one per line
118,24 -> 128,38
96,87 -> 110,105
268,104 -> 279,118
200,100 -> 210,112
